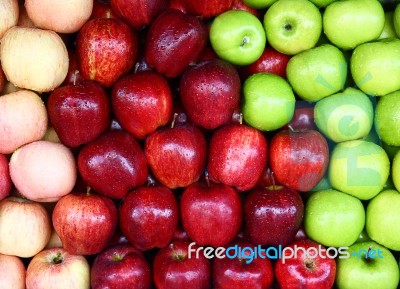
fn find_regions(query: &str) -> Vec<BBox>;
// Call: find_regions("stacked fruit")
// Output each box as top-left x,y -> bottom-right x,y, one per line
0,0 -> 400,288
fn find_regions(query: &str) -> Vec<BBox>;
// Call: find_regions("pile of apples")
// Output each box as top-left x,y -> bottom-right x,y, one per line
1,0 -> 400,288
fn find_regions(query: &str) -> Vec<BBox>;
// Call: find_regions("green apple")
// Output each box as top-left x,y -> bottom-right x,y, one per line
323,0 -> 385,50
366,189 -> 400,251
242,73 -> 295,131
314,87 -> 374,142
286,44 -> 347,102
392,150 -> 400,192
382,141 -> 400,161
309,0 -> 337,7
243,0 -> 277,9
375,90 -> 400,145
378,11 -> 397,39
350,38 -> 400,96
336,241 -> 400,289
394,4 -> 400,37
263,0 -> 322,55
209,10 -> 266,66
355,229 -> 371,243
328,140 -> 390,200
304,189 -> 365,247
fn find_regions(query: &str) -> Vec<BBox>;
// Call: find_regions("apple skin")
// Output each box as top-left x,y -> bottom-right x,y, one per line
375,90 -> 400,146
26,248 -> 90,289
270,129 -> 329,192
145,9 -> 208,78
179,59 -> 241,130
180,0 -> 233,18
275,239 -> 336,289
244,185 -> 304,246
112,71 -> 173,139
91,244 -> 152,289
231,0 -> 264,17
180,181 -> 243,247
145,124 -> 207,189
0,154 -> 11,200
153,241 -> 211,289
208,123 -> 268,192
63,50 -> 86,86
286,101 -> 316,131
111,0 -> 168,30
77,18 -> 138,87
395,3 -> 400,37
48,80 -> 111,148
238,46 -> 290,80
213,240 -> 274,289
0,65 -> 5,94
0,253 -> 26,289
52,191 -> 118,256
90,0 -> 117,19
119,185 -> 179,251
78,130 -> 148,199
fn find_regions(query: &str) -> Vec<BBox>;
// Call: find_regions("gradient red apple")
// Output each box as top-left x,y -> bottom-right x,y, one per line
119,185 -> 179,251
285,100 -> 316,131
112,71 -> 173,139
180,59 -> 241,130
91,244 -> 152,289
180,180 -> 243,247
180,0 -> 233,18
145,9 -> 208,78
77,18 -> 138,87
78,130 -> 148,199
0,154 -> 11,200
90,0 -> 117,19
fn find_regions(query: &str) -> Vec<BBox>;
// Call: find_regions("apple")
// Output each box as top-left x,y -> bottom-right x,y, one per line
145,124 -> 207,189
119,185 -> 179,251
309,0 -> 337,7
378,11 -> 397,39
210,10 -> 266,66
207,123 -> 268,192
179,59 -> 241,130
153,241 -> 211,289
275,239 -> 336,289
0,197 -> 51,258
213,240 -> 274,289
336,241 -> 399,289
328,139 -> 390,200
243,0 -> 277,9
17,3 -> 35,28
350,38 -> 400,96
244,185 -> 304,246
263,0 -> 322,55
392,150 -> 400,191
242,73 -> 296,131
366,189 -> 400,251
0,65 -> 5,94
26,248 -> 90,289
25,0 -> 92,33
0,154 -> 11,200
145,9 -> 208,78
46,228 -> 63,249
0,0 -> 18,39
238,46 -> 290,80
323,0 -> 385,50
286,101 -> 317,131
48,80 -> 111,148
91,244 -> 152,289
395,3 -> 400,36
270,129 -> 329,192
286,44 -> 347,102
375,90 -> 400,146
231,0 -> 264,18
63,50 -> 85,86
0,27 -> 68,92
112,71 -> 173,139
78,130 -> 148,199
52,191 -> 118,255
180,181 -> 243,247
77,18 -> 138,87
304,189 -> 365,247
90,0 -> 116,19
180,0 -> 233,18
0,253 -> 25,289
314,87 -> 374,142
168,0 -> 187,12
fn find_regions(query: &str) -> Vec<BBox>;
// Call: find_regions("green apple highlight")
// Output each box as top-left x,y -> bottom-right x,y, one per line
243,0 -> 277,9
375,90 -> 400,146
392,150 -> 400,192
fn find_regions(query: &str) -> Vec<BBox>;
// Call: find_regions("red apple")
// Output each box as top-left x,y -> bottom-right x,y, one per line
0,154 -> 11,200
48,80 -> 111,148
180,59 -> 241,130
244,185 -> 304,246
256,167 -> 282,188
269,129 -> 329,192
285,100 -> 316,131
112,71 -> 173,139
145,9 -> 208,78
119,185 -> 179,251
213,241 -> 274,289
77,18 -> 138,87
168,0 -> 187,13
173,225 -> 191,242
91,244 -> 152,289
0,253 -> 26,289
145,124 -> 207,189
26,248 -> 90,289
294,225 -> 308,241
90,0 -> 117,19
153,241 -> 211,289
111,0 -> 168,30
208,123 -> 268,192
63,50 -> 85,86
180,181 -> 243,247
78,130 -> 148,199
238,46 -> 290,80
52,191 -> 118,255
275,239 -> 336,289
180,0 -> 233,18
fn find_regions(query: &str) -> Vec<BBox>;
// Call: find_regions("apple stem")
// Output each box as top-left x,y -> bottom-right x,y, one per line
288,125 -> 295,133
171,113 -> 178,129
52,252 -> 63,264
72,70 -> 79,86
205,170 -> 211,187
364,246 -> 374,263
86,186 -> 91,196
147,175 -> 156,187
271,171 -> 276,191
241,36 -> 250,47
239,113 -> 243,125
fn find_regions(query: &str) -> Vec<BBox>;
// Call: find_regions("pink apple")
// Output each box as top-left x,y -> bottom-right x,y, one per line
0,253 -> 26,289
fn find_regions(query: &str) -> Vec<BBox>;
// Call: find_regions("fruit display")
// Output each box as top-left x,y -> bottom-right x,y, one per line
1,0 -> 400,289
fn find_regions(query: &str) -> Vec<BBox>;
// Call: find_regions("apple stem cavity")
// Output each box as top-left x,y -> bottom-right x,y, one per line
112,252 -> 123,262
51,252 -> 63,264
284,23 -> 292,31
241,36 -> 250,48
305,259 -> 315,270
